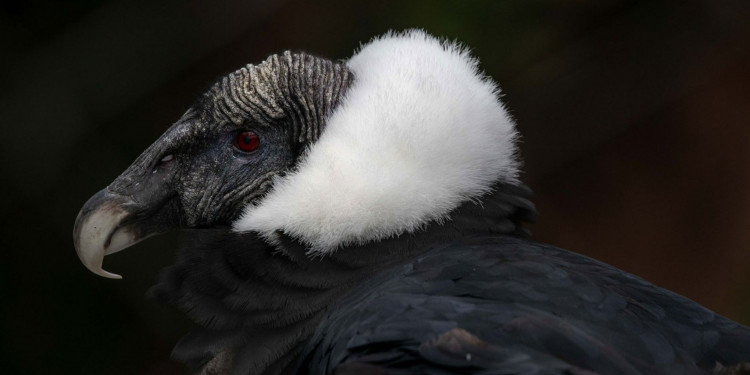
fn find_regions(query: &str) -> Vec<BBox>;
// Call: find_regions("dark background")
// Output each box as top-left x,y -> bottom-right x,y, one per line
2,0 -> 750,373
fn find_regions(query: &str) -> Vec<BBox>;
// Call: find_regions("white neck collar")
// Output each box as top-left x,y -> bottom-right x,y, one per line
233,30 -> 520,253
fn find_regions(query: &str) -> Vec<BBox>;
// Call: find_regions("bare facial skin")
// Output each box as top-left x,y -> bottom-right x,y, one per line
73,52 -> 352,278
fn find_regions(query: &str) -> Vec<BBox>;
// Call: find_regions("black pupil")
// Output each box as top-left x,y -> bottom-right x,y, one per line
243,135 -> 252,144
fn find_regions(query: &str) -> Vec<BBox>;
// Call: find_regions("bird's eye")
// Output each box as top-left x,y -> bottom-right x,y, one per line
236,131 -> 260,152
153,153 -> 175,173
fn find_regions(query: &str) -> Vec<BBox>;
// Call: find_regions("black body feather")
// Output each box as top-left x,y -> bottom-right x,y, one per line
299,236 -> 750,375
151,183 -> 750,374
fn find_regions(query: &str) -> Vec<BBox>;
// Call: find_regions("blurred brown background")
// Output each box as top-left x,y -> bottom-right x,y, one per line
2,0 -> 749,373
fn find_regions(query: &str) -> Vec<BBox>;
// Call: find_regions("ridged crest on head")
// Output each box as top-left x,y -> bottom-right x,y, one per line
198,51 -> 354,147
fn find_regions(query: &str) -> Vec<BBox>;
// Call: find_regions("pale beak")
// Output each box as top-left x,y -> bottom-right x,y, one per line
73,189 -> 175,279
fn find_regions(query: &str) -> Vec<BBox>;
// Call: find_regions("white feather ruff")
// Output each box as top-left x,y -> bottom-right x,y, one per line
233,30 -> 520,253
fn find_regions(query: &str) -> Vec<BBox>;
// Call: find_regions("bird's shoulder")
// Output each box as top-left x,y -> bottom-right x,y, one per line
297,235 -> 750,375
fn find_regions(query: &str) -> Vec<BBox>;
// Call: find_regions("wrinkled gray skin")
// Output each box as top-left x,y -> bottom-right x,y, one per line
114,52 -> 352,228
74,52 -> 353,272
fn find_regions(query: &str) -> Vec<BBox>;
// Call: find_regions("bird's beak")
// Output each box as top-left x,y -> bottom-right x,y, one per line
73,189 -> 177,279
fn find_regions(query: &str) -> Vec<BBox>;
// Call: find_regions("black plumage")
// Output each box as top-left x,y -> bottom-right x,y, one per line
150,184 -> 750,374
302,237 -> 750,375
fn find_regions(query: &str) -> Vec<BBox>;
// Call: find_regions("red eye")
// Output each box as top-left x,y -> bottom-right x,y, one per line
236,131 -> 260,152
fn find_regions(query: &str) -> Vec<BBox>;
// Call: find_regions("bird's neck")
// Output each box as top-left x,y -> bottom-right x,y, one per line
151,230 -> 384,374
151,181 -> 536,374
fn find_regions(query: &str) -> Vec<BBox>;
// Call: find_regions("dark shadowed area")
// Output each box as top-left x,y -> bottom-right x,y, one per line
2,0 -> 749,373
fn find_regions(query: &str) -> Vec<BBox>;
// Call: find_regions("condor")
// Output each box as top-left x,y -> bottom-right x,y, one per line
73,31 -> 750,375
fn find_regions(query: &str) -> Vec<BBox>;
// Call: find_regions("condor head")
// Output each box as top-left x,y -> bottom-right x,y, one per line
73,52 -> 353,278
73,31 -> 520,279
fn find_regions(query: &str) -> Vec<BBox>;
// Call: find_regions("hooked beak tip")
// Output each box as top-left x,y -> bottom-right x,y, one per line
73,190 -> 134,279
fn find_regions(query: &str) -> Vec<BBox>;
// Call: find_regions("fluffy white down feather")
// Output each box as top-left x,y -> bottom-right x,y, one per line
233,30 -> 520,253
